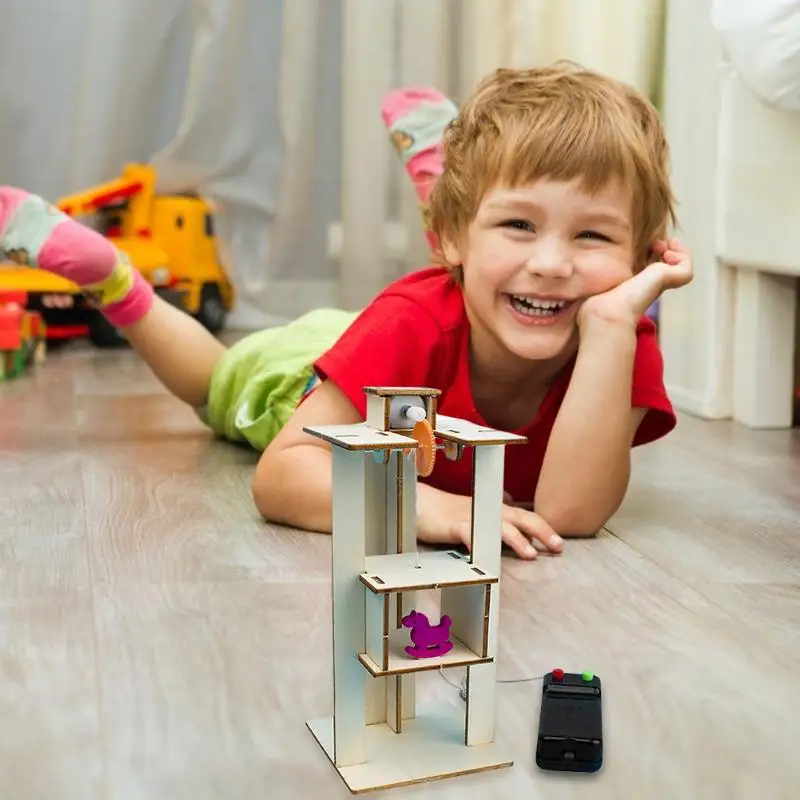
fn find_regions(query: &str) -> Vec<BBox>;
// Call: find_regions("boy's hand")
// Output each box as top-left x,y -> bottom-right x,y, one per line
578,238 -> 694,329
416,488 -> 563,560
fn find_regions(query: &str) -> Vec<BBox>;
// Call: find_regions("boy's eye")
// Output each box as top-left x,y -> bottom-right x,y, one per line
577,230 -> 612,242
502,219 -> 534,232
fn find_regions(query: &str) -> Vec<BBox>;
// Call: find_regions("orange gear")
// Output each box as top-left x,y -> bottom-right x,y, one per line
411,418 -> 436,477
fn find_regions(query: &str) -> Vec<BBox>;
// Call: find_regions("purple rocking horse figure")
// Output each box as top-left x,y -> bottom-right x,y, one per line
401,610 -> 454,659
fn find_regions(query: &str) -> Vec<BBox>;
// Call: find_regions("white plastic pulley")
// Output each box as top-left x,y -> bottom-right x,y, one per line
402,405 -> 427,422
388,395 -> 426,428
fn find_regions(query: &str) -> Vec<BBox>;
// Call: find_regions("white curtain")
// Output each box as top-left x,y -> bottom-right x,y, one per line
0,0 -> 318,330
0,0 -> 666,327
458,0 -> 666,102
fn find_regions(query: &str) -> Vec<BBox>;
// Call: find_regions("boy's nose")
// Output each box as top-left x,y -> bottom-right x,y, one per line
524,240 -> 573,278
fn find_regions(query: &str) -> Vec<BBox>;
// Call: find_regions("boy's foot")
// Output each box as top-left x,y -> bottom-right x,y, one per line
381,88 -> 458,249
0,186 -> 153,327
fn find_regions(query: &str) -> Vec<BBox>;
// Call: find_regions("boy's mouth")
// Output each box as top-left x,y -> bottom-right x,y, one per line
504,293 -> 573,319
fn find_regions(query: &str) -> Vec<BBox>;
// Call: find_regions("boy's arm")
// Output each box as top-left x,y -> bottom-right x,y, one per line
252,379 -> 457,536
535,240 -> 692,536
533,318 -> 647,537
252,379 -> 356,532
254,291 -> 449,533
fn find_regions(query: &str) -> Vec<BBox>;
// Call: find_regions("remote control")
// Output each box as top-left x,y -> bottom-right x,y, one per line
535,669 -> 603,773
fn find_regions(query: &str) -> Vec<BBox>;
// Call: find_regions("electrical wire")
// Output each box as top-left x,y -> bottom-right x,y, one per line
438,667 -> 544,701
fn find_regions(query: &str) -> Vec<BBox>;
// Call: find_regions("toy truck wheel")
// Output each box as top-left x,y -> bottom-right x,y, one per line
195,283 -> 226,333
87,311 -> 128,348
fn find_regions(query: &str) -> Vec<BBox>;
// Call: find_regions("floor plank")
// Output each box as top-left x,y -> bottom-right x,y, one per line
93,582 -> 333,800
0,589 -> 105,800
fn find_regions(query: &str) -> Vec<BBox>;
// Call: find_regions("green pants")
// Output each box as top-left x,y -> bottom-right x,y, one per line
202,308 -> 358,451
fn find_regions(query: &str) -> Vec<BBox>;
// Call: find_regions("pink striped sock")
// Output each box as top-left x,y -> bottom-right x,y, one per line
0,186 -> 31,228
382,88 -> 458,250
0,186 -> 153,327
100,270 -> 154,328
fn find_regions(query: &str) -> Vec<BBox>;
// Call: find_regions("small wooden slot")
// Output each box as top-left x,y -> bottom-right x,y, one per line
463,670 -> 470,746
482,584 -> 491,658
395,450 -> 404,554
394,676 -> 402,733
469,463 -> 477,562
382,594 -> 390,672
427,395 -> 437,430
372,576 -> 385,585
471,567 -> 485,576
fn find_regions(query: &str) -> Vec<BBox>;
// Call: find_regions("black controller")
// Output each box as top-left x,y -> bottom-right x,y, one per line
535,669 -> 603,773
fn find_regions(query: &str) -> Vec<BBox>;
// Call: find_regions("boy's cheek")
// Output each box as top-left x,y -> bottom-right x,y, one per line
463,241 -> 520,282
577,254 -> 634,295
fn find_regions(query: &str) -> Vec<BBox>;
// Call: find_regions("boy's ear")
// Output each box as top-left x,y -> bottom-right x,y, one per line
441,234 -> 462,268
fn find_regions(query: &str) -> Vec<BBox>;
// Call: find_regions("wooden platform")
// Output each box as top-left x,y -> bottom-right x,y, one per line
304,423 -> 419,451
433,415 -> 528,447
358,627 -> 491,677
307,706 -> 513,794
360,550 -> 498,593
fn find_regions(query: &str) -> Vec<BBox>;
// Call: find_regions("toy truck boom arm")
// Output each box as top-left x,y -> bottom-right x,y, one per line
57,177 -> 143,216
56,163 -> 157,235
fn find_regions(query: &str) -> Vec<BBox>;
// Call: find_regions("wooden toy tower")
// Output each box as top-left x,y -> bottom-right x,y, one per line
304,386 -> 526,793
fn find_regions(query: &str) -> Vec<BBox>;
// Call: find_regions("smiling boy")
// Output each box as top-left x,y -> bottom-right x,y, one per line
253,65 -> 692,557
0,63 -> 692,560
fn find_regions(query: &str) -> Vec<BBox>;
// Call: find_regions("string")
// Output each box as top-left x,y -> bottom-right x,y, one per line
437,667 -> 544,701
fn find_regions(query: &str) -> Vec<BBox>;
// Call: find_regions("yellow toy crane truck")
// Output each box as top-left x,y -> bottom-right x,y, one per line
0,163 -> 235,347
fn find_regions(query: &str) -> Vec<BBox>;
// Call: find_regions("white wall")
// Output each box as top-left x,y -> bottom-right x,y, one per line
660,0 -> 800,427
658,0 -> 735,419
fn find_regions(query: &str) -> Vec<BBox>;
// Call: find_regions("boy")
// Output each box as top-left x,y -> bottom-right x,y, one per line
0,63 -> 692,560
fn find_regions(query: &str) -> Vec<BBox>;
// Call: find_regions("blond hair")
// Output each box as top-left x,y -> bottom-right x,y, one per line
429,62 -> 677,273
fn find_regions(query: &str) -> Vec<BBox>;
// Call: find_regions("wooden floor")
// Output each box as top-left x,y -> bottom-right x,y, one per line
1,341 -> 799,800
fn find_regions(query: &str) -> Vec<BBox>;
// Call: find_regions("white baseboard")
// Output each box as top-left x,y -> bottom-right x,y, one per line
666,383 -> 732,421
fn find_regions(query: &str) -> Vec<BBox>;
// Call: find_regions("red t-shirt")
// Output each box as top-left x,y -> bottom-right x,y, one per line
313,267 -> 675,504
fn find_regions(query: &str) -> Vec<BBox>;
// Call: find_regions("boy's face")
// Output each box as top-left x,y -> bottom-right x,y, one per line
443,177 -> 638,366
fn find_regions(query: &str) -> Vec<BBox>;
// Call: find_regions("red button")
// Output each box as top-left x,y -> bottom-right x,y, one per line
552,668 -> 564,681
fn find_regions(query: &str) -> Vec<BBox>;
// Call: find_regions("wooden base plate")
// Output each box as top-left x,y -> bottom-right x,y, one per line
307,706 -> 512,794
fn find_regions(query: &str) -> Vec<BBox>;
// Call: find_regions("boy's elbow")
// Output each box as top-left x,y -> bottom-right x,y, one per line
536,465 -> 631,537
546,510 -> 603,539
250,442 -> 334,533
537,496 -> 624,538
252,451 -> 279,521
251,444 -> 296,524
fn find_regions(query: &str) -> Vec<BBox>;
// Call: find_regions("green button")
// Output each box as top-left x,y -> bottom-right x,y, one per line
581,671 -> 594,682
